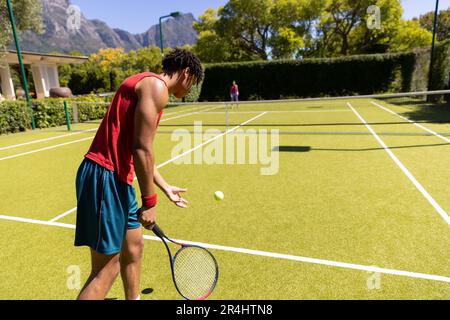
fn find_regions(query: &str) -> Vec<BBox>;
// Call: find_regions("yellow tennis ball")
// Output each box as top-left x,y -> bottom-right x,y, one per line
214,191 -> 224,201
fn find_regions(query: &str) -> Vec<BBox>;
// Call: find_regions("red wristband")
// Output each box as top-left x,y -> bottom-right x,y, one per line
141,194 -> 157,208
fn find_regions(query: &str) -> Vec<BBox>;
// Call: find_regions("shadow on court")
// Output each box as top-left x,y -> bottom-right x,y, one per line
274,142 -> 450,153
403,107 -> 450,124
142,288 -> 154,295
276,146 -> 312,152
378,97 -> 450,124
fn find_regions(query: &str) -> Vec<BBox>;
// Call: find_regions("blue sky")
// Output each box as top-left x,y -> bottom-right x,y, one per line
403,0 -> 449,19
71,0 -> 229,34
71,0 -> 450,34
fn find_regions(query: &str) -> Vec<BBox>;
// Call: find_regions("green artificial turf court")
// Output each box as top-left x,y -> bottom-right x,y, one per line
0,95 -> 449,300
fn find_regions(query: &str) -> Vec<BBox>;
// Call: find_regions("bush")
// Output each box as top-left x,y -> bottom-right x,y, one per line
0,95 -> 109,135
67,95 -> 110,122
0,101 -> 30,134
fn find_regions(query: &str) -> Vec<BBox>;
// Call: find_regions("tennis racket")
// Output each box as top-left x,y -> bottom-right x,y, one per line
152,224 -> 219,300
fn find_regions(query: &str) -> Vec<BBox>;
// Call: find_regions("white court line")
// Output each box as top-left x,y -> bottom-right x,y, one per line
49,112 -> 268,222
48,207 -> 77,223
0,215 -> 76,230
163,106 -> 199,116
198,110 -> 351,114
163,105 -> 218,116
0,105 -> 219,162
0,129 -> 98,151
155,112 -> 268,168
348,102 -> 450,226
371,101 -> 450,144
0,213 -> 449,284
0,136 -> 95,162
159,105 -> 224,122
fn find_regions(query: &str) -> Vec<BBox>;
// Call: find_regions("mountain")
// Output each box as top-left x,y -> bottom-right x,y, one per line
16,0 -> 198,54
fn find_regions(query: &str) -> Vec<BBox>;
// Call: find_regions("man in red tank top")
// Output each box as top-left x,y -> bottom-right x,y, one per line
75,48 -> 204,300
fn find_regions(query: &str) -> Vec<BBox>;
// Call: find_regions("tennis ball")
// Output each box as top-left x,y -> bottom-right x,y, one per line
214,191 -> 224,201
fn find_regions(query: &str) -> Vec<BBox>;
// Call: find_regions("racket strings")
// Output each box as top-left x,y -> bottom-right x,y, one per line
173,246 -> 218,300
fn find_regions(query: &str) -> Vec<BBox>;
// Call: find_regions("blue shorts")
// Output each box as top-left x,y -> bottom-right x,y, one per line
74,158 -> 140,255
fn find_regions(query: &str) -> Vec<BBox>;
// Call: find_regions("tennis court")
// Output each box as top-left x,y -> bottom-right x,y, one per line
0,91 -> 449,300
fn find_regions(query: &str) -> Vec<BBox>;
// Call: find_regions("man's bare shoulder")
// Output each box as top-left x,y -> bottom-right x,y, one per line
135,76 -> 169,109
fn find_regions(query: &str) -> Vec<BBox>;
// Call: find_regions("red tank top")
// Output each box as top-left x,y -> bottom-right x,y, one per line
85,72 -> 166,185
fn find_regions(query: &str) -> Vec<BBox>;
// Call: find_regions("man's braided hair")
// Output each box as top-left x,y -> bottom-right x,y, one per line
162,48 -> 204,85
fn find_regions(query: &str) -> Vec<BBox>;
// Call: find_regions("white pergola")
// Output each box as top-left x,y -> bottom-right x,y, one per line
0,51 -> 88,100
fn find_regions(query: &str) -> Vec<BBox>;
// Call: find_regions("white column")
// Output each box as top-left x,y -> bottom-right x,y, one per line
31,64 -> 61,98
31,64 -> 47,99
0,64 -> 16,100
47,64 -> 60,89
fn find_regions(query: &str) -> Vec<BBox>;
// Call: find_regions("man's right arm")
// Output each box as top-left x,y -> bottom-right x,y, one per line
133,77 -> 168,229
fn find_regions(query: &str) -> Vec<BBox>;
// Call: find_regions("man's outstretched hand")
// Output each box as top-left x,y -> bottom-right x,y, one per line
163,185 -> 189,208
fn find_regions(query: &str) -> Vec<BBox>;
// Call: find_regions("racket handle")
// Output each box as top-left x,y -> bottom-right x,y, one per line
152,224 -> 166,238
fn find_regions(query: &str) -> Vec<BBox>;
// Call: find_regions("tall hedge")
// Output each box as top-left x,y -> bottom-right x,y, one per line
429,39 -> 450,91
199,52 -> 420,101
410,40 -> 450,92
409,48 -> 430,92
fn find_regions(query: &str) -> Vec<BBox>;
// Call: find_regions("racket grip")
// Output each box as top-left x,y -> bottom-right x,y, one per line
152,224 -> 166,238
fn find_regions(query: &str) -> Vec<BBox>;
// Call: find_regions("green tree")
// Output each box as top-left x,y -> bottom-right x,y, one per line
57,51 -> 87,87
316,0 -> 381,56
193,8 -> 234,62
194,8 -> 220,33
314,0 -> 431,56
350,0 -> 403,54
194,0 -> 435,61
194,0 -> 323,61
270,0 -> 324,59
269,27 -> 304,59
1,0 -> 44,95
0,0 -> 44,52
64,46 -> 165,95
216,0 -> 276,60
389,19 -> 432,52
194,30 -> 233,62
126,46 -> 162,75
417,7 -> 450,42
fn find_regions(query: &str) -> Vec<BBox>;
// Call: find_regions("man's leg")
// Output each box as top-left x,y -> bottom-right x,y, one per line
120,228 -> 145,300
77,250 -> 121,300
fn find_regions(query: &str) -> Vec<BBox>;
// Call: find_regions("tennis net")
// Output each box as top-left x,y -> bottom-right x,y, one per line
70,90 -> 450,129
167,90 -> 450,111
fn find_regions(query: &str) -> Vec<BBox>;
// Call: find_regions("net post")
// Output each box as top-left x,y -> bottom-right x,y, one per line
63,100 -> 71,131
225,102 -> 229,132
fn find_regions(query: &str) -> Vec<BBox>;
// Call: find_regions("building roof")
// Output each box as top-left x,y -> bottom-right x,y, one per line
3,50 -> 88,65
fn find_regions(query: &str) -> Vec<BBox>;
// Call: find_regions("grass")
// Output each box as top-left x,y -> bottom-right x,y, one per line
0,98 -> 449,300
